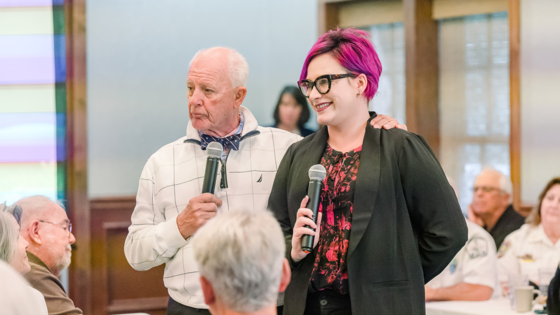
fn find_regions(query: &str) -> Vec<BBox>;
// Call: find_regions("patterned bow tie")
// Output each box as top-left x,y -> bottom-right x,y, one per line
199,133 -> 242,151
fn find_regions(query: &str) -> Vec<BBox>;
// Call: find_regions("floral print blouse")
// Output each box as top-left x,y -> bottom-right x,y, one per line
309,144 -> 362,295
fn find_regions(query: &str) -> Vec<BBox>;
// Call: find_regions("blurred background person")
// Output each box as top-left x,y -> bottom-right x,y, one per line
16,196 -> 82,315
192,209 -> 290,315
426,219 -> 499,301
497,177 -> 560,286
0,204 -> 47,314
468,168 -> 525,249
0,260 -> 48,315
425,178 -> 499,301
272,85 -> 315,137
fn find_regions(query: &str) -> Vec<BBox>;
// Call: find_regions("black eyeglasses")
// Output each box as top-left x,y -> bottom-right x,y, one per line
298,74 -> 356,98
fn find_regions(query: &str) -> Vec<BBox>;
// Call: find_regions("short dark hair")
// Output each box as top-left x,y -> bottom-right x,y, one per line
272,86 -> 310,129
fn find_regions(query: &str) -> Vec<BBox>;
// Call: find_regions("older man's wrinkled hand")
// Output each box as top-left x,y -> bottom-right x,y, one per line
177,193 -> 222,239
370,114 -> 408,130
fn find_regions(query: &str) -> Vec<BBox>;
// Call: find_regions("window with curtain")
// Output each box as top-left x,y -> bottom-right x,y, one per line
364,22 -> 406,124
439,12 -> 510,213
0,0 -> 66,205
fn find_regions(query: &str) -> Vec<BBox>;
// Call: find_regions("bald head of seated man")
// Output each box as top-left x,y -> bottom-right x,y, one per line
192,209 -> 290,315
16,195 -> 82,315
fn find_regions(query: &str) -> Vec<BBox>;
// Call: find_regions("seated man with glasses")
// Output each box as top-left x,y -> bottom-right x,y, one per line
467,168 -> 525,249
15,195 -> 82,315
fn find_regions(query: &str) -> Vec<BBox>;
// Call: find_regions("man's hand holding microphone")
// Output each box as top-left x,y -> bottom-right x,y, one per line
177,142 -> 223,239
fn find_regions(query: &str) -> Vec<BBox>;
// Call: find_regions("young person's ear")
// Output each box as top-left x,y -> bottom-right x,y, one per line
356,73 -> 368,96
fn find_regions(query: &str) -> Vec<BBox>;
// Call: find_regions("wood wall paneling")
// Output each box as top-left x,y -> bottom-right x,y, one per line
91,197 -> 168,315
404,0 -> 440,156
64,0 -> 91,313
432,0 -> 508,19
339,1 -> 404,27
509,0 -> 522,211
318,0 -> 341,35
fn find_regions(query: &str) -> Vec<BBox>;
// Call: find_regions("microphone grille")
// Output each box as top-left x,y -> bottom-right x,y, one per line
207,142 -> 223,159
308,164 -> 327,181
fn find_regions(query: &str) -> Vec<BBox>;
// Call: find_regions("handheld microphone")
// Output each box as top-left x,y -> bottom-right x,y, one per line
202,142 -> 223,194
301,164 -> 327,253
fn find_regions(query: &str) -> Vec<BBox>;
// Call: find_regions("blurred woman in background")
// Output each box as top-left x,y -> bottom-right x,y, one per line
272,86 -> 315,137
497,177 -> 560,285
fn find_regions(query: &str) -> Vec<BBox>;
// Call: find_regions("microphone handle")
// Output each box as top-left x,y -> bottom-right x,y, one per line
202,157 -> 221,194
301,179 -> 322,253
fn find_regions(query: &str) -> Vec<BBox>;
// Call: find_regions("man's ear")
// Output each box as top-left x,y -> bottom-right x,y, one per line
279,258 -> 291,293
233,87 -> 247,109
27,221 -> 42,245
502,193 -> 511,207
200,276 -> 216,306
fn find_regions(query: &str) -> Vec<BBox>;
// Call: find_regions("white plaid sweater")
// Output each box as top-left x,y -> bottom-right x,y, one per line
124,106 -> 302,309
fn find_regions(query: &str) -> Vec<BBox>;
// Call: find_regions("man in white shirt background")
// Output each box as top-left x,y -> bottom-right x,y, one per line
426,219 -> 500,301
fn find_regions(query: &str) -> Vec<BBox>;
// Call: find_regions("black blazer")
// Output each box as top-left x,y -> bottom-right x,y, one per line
268,122 -> 468,315
548,266 -> 560,315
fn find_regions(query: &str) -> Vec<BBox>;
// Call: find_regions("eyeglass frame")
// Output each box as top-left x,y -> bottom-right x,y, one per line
298,73 -> 357,98
472,186 -> 503,194
38,220 -> 72,236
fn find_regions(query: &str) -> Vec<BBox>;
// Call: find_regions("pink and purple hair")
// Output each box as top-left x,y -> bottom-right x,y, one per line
299,28 -> 382,102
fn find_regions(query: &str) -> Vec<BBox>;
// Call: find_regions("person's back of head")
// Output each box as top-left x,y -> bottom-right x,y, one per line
192,209 -> 290,315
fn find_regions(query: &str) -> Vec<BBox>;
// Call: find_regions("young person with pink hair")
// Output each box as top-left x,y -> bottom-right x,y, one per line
268,28 -> 468,315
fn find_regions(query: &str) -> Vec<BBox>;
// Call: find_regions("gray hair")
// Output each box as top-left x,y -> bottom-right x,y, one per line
189,47 -> 249,88
479,167 -> 513,201
0,205 -> 19,264
192,209 -> 285,313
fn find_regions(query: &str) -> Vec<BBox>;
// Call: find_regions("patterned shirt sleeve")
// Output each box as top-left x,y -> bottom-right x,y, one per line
124,158 -> 189,271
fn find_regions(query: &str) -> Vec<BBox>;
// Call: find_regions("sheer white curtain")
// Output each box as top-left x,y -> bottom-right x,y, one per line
367,23 -> 406,124
439,12 -> 510,212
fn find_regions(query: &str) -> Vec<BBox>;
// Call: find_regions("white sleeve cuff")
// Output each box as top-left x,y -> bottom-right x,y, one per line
156,215 -> 190,250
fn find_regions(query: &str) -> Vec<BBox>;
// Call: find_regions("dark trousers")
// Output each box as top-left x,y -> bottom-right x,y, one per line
304,290 -> 352,315
167,297 -> 211,315
168,297 -> 285,315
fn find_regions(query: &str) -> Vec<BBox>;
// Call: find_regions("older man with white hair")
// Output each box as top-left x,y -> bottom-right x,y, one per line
124,46 -> 403,314
468,168 -> 525,249
16,195 -> 82,315
192,209 -> 290,315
